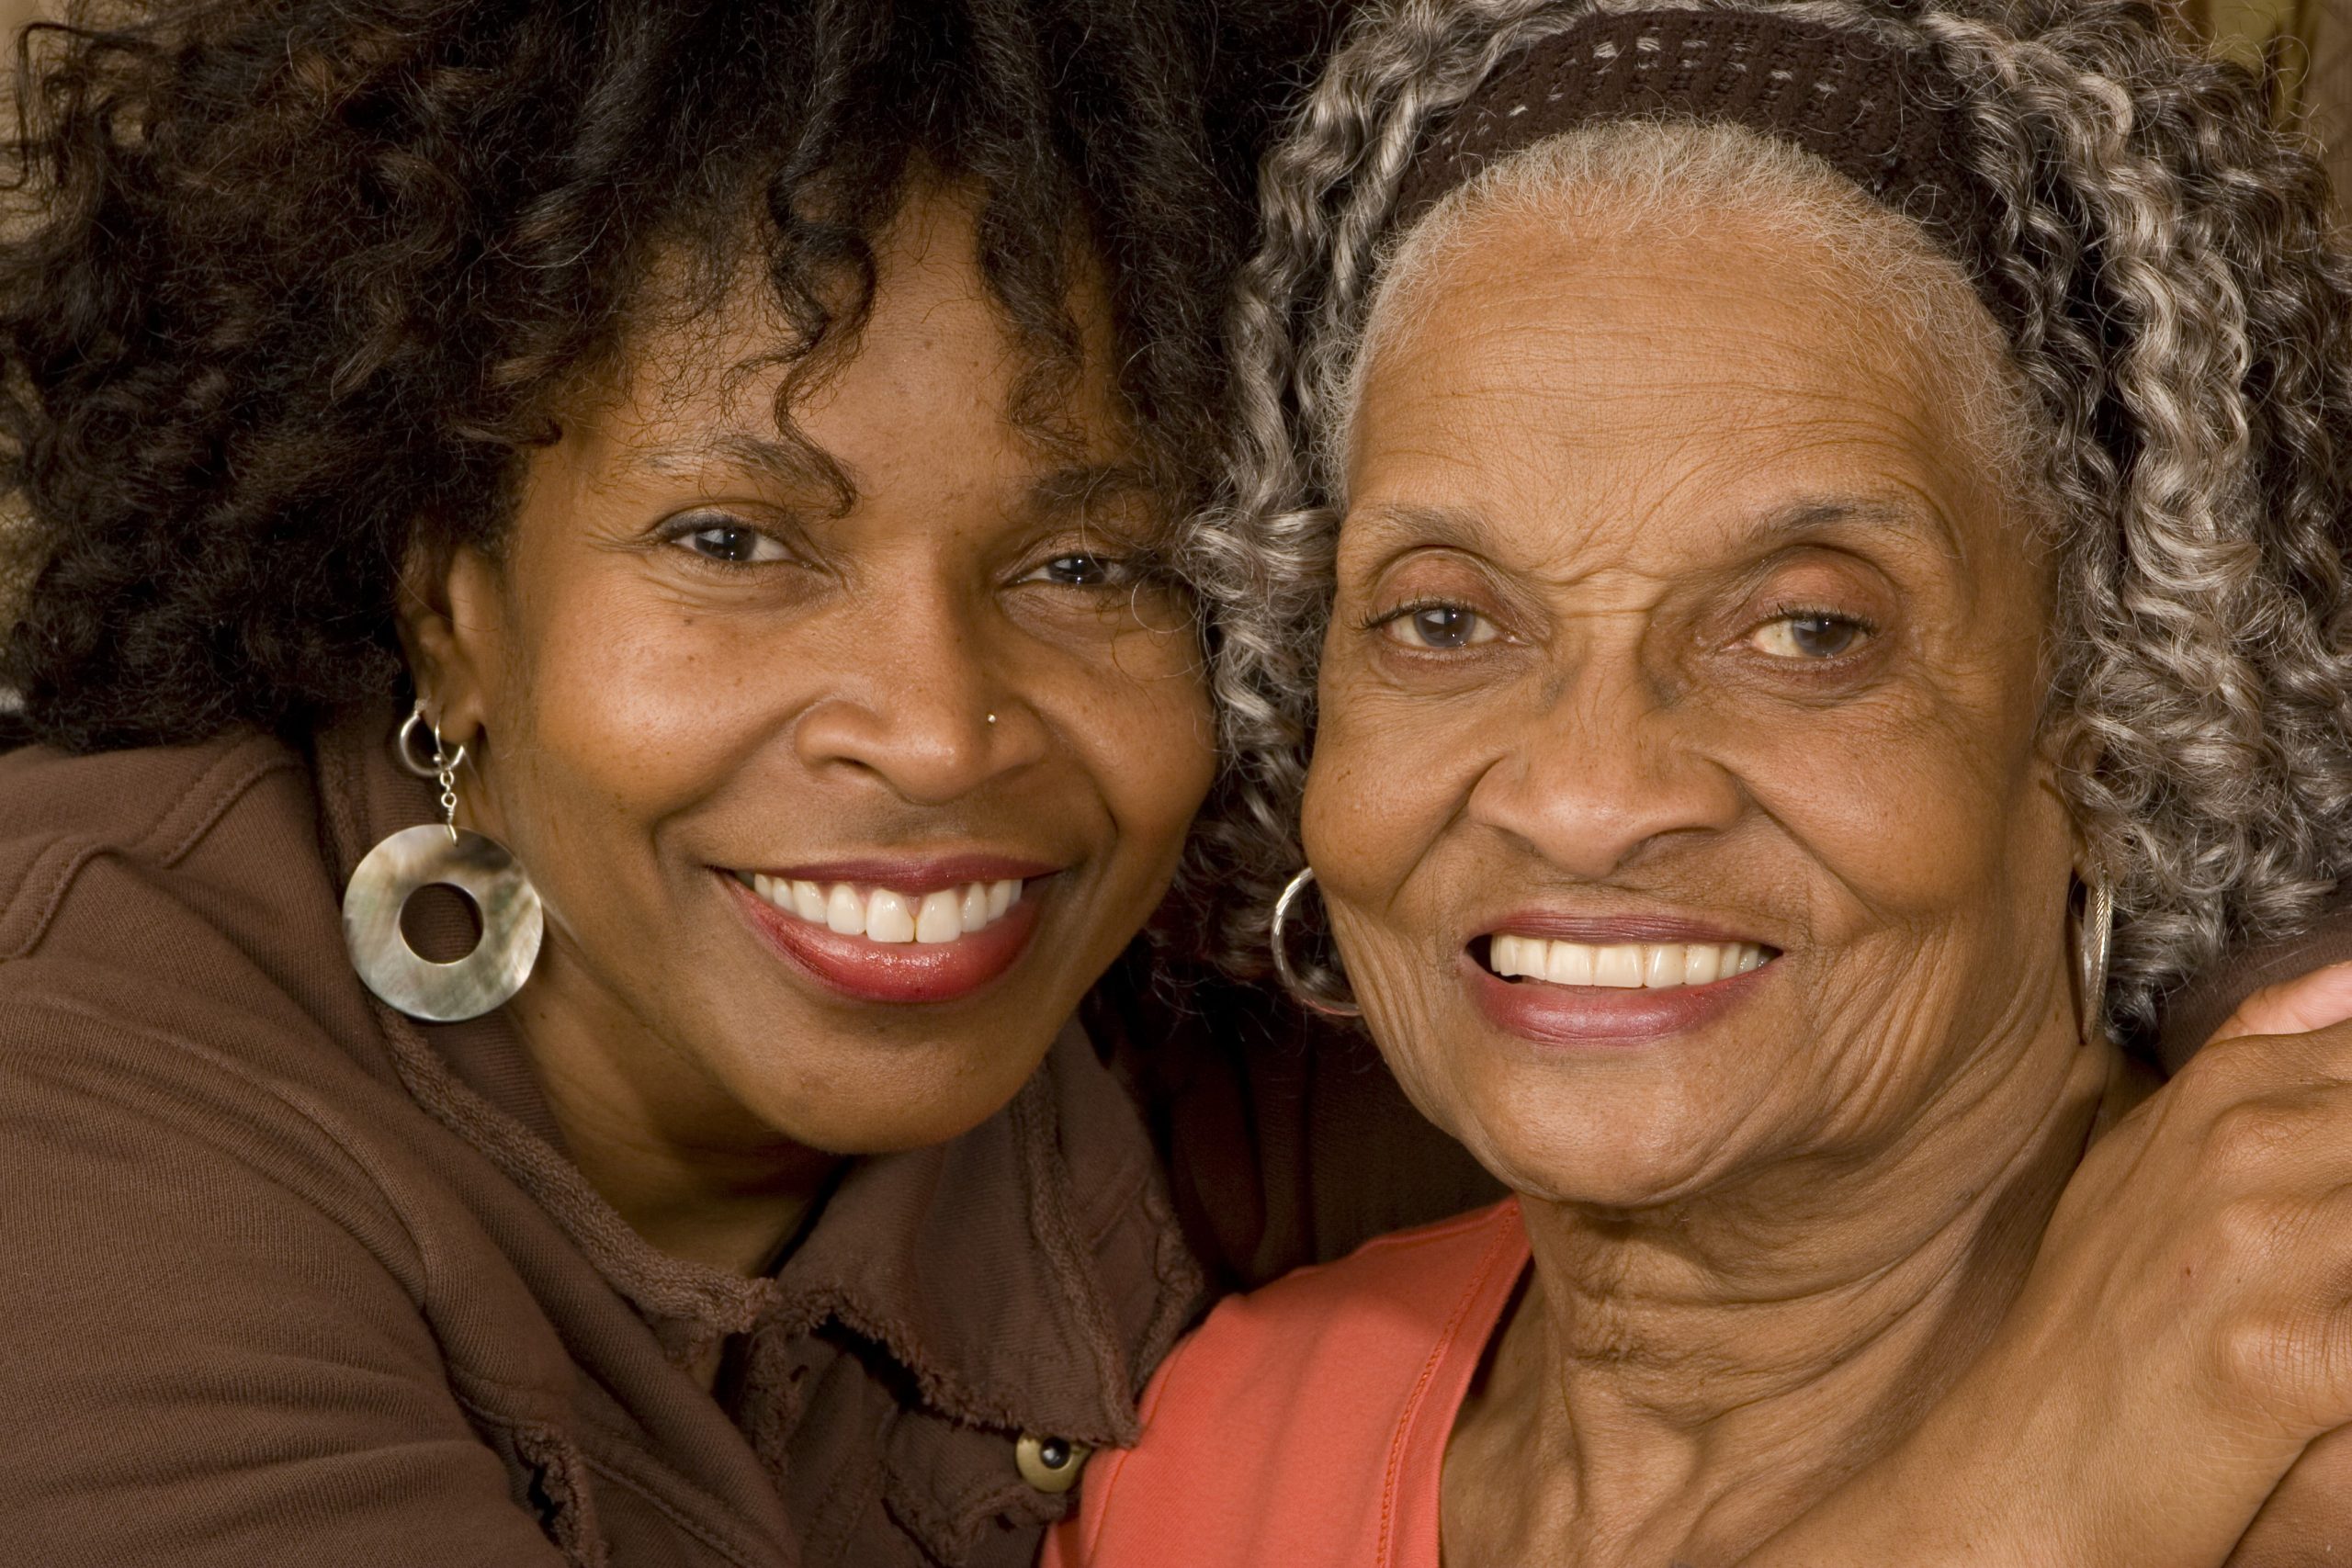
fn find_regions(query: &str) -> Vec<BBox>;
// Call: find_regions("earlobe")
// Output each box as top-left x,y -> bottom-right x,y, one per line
392,536 -> 502,747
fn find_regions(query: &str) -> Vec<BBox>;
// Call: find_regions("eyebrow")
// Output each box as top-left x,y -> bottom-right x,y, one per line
632,432 -> 856,511
628,438 -> 1161,536
1349,495 -> 1951,555
1027,461 -> 1160,521
1748,495 -> 1962,560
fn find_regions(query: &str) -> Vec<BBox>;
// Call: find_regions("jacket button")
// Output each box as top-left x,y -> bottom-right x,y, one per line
1015,1433 -> 1090,1494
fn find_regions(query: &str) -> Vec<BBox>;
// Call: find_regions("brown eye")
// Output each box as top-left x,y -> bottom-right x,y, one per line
1383,603 -> 1497,650
663,511 -> 794,566
1020,552 -> 1138,588
1748,611 -> 1867,660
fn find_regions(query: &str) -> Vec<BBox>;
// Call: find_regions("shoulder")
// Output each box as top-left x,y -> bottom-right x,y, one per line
1199,1197 -> 1527,1352
0,730 -> 421,1249
0,730 -> 313,963
1055,1201 -> 1525,1568
1142,1199 -> 1526,1438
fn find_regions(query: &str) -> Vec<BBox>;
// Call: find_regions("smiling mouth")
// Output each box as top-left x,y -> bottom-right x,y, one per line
1478,934 -> 1776,989
732,871 -> 1024,944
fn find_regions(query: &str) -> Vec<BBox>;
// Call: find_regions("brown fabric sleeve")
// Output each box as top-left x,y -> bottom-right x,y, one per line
0,1000 -> 569,1568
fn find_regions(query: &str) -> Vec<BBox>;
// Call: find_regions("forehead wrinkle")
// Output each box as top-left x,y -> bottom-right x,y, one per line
632,431 -> 861,513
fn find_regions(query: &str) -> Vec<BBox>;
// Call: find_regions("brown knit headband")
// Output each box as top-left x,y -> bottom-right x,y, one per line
1391,7 -> 2010,315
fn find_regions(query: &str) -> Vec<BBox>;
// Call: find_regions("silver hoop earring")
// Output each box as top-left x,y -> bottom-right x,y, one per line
1270,867 -> 1363,1019
342,703 -> 545,1023
2075,867 -> 2114,1046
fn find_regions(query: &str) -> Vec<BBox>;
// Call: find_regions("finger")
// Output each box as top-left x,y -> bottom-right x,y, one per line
2210,963 -> 2352,1046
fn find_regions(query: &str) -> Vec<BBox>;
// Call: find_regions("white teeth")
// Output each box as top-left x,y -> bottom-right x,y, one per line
1594,944 -> 1644,988
867,889 -> 916,944
1489,936 -> 1770,989
915,889 -> 962,943
1546,940 -> 1595,986
1492,934 -> 1528,977
745,873 -> 1027,942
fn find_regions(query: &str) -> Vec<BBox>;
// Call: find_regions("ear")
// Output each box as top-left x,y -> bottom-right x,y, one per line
393,532 -> 508,750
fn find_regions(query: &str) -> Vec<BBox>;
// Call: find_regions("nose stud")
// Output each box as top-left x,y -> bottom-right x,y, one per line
986,712 -> 998,726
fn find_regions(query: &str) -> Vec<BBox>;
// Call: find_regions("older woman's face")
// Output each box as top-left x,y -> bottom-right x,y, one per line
1305,202 -> 2080,1205
408,181 -> 1212,1156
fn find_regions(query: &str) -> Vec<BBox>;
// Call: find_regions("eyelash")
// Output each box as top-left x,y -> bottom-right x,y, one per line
1748,603 -> 1880,660
1021,547 -> 1170,590
1359,596 -> 1478,633
659,513 -> 797,570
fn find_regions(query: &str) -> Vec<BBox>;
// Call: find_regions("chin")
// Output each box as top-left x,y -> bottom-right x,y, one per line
725,1032 -> 1057,1156
1443,1073 -> 1743,1211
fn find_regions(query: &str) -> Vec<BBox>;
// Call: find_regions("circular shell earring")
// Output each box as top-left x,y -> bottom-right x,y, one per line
342,703 -> 545,1023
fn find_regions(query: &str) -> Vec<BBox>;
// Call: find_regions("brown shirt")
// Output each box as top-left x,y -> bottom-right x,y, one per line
0,716 -> 1203,1568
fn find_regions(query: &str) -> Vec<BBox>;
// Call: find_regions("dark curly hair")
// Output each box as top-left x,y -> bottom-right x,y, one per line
0,0 -> 1343,751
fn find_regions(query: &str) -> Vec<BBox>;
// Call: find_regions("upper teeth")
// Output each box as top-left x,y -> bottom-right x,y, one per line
1489,936 -> 1769,988
742,874 -> 1022,943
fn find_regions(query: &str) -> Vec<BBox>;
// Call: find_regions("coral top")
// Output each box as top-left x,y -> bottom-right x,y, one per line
1044,1200 -> 1530,1568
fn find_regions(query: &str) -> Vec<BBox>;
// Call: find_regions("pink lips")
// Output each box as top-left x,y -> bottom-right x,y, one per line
723,855 -> 1057,1005
1465,909 -> 1776,1049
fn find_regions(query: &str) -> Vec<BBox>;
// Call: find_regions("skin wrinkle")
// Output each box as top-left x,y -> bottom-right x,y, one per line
1297,165 -> 2124,1562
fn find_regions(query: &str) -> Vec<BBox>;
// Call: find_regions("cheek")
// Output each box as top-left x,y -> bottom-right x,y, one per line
495,570 -> 775,829
1303,663 -> 1490,906
1707,680 -> 2064,945
1046,628 -> 1216,857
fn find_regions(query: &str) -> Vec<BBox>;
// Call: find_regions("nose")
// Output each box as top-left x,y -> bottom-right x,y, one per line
792,597 -> 1048,807
1465,660 -> 1742,879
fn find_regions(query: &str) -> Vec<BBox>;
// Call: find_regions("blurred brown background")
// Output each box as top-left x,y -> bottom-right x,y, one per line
2186,0 -> 2352,197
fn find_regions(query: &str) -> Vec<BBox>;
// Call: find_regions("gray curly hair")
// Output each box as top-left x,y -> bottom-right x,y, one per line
1189,0 -> 2352,1038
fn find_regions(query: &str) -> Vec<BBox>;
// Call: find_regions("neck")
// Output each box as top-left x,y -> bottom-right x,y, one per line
1452,1025 -> 2135,1566
506,945 -> 842,1280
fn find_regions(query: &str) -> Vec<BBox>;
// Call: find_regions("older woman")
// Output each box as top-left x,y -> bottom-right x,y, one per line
1053,1 -> 2352,1563
0,2 -> 1481,1564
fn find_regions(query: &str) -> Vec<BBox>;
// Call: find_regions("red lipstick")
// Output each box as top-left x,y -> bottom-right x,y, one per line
722,867 -> 1049,1005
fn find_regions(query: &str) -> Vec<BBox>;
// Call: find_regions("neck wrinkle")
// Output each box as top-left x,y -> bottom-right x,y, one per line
1503,1024 -> 2121,1556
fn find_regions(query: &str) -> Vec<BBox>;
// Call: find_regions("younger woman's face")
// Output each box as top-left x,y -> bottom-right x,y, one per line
405,182 -> 1213,1156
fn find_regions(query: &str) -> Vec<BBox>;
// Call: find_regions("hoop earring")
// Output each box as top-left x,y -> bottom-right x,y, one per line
1270,867 -> 1363,1019
342,702 -> 545,1023
2075,867 -> 2114,1047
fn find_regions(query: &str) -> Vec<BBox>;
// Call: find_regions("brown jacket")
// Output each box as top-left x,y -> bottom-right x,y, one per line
0,717 -> 1207,1568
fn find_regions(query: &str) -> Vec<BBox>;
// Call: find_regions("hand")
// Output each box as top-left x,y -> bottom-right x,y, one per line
1744,963 -> 2352,1568
2207,971 -> 2352,1568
